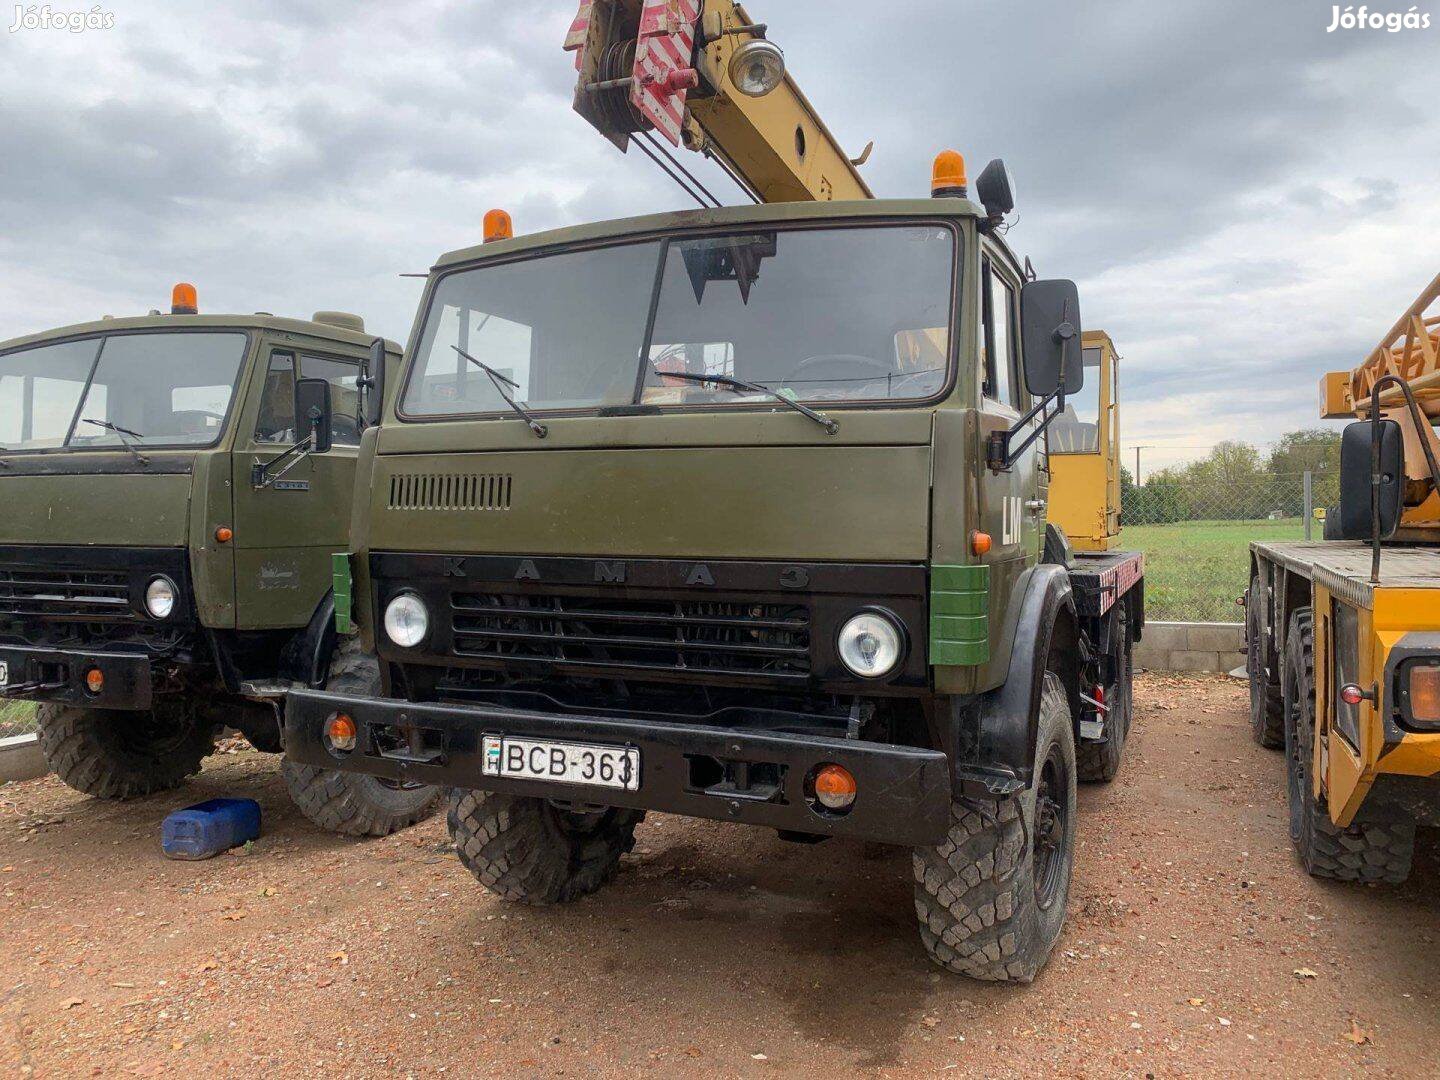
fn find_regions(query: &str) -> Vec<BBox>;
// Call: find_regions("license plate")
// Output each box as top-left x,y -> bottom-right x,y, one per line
0,661 -> 7,688
481,735 -> 640,792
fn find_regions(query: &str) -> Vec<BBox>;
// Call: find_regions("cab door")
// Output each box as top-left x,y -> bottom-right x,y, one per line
230,346 -> 363,630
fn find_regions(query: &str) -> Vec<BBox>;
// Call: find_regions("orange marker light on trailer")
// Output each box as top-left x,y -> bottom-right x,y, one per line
483,209 -> 513,244
171,282 -> 198,315
932,150 -> 967,198
970,530 -> 992,556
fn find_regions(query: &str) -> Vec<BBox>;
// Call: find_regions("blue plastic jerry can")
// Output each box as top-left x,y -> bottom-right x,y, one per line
161,798 -> 262,860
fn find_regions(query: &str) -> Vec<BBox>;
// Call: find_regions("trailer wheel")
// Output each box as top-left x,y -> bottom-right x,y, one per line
36,699 -> 215,800
281,638 -> 441,837
1078,607 -> 1132,783
1247,576 -> 1284,748
1283,608 -> 1414,884
448,789 -> 644,904
913,671 -> 1076,983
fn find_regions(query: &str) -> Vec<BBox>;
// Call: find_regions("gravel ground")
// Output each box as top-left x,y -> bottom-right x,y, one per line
2,672 -> 1438,1077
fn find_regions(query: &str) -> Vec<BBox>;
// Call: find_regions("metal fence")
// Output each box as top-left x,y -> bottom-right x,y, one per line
0,700 -> 38,739
1122,471 -> 1339,623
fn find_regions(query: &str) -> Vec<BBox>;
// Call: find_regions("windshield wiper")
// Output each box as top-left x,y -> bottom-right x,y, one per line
451,346 -> 547,438
648,369 -> 838,435
82,419 -> 151,464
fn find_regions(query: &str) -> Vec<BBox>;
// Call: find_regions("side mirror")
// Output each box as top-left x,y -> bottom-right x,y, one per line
1338,419 -> 1403,540
1019,279 -> 1083,398
361,338 -> 387,428
295,377 -> 333,455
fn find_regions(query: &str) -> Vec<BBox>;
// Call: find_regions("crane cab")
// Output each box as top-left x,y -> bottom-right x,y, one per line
1047,330 -> 1122,551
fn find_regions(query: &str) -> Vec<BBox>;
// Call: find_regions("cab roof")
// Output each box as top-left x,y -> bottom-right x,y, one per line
0,313 -> 401,356
433,197 -> 987,273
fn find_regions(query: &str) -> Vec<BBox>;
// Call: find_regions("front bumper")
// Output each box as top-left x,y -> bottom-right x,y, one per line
0,644 -> 153,709
286,690 -> 953,846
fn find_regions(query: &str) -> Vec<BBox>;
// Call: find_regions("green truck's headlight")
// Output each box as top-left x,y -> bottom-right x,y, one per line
384,592 -> 430,649
838,612 -> 903,679
145,576 -> 177,620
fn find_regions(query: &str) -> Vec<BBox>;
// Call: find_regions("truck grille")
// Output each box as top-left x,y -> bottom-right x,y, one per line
449,593 -> 811,678
0,568 -> 133,621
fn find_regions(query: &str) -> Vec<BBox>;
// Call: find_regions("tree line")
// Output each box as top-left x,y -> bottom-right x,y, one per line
1122,429 -> 1340,525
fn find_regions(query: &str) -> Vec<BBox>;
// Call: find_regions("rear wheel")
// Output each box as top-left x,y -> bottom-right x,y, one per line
913,672 -> 1076,983
36,698 -> 215,800
448,789 -> 644,904
281,638 -> 441,837
1248,577 -> 1284,748
1283,609 -> 1414,884
1077,607 -> 1132,783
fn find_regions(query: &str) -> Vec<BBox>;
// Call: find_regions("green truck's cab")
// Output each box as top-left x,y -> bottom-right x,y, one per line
0,304 -> 438,834
286,195 -> 1143,980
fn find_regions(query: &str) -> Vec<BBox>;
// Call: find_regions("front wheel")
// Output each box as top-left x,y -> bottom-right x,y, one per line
36,699 -> 215,800
913,672 -> 1077,983
1283,609 -> 1414,884
281,638 -> 440,836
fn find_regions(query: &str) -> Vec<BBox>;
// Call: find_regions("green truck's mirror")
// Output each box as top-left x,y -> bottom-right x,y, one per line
362,338 -> 386,428
296,377 -> 333,454
1019,279 -> 1083,398
1338,418 -> 1403,540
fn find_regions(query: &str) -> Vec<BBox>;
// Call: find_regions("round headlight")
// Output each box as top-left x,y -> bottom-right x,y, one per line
728,39 -> 786,98
384,593 -> 429,648
144,576 -> 177,620
837,612 -> 903,679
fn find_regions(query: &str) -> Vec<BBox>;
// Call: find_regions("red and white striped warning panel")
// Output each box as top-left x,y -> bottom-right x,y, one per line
564,0 -> 595,69
630,0 -> 701,145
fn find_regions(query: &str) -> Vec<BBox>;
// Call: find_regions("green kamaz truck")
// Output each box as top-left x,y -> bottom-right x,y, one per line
0,287 -> 438,835
283,177 -> 1144,981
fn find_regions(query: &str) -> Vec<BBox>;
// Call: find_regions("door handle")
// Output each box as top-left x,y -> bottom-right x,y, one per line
1025,499 -> 1047,514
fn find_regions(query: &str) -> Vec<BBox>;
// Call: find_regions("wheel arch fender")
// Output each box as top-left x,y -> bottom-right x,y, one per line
965,564 -> 1080,792
278,590 -> 339,689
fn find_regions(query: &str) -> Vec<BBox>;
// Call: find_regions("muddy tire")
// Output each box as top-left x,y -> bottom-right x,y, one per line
36,699 -> 215,800
1077,607 -> 1132,783
448,789 -> 644,904
1247,578 -> 1284,749
281,638 -> 440,837
1283,608 -> 1414,884
913,672 -> 1077,983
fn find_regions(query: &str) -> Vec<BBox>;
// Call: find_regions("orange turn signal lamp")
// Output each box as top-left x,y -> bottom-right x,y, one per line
1408,666 -> 1440,724
932,150 -> 967,198
85,668 -> 104,694
813,763 -> 857,811
214,525 -> 233,544
171,282 -> 198,315
325,713 -> 358,753
483,209 -> 513,244
970,530 -> 992,556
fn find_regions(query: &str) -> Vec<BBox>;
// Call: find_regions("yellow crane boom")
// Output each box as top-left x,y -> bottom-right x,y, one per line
565,0 -> 873,203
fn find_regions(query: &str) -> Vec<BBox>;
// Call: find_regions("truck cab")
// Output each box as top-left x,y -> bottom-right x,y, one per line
286,188 -> 1143,982
0,296 -> 438,835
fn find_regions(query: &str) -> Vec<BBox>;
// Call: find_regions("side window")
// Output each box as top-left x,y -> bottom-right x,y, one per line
254,352 -> 296,444
981,257 -> 1018,408
300,355 -> 362,446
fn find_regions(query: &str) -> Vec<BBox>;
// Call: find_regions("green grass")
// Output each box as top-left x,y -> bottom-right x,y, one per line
1124,517 -> 1311,622
0,699 -> 37,738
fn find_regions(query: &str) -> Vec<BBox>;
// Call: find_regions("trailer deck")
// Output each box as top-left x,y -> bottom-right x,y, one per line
1252,541 -> 1440,608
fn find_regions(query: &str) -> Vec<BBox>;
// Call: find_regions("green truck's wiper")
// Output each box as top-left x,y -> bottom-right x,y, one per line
651,369 -> 838,435
451,346 -> 547,438
82,419 -> 151,464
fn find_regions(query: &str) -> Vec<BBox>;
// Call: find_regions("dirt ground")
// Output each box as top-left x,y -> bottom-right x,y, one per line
2,673 -> 1438,1078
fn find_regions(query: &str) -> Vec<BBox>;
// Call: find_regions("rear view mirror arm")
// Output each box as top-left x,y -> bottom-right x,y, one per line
986,385 -> 1066,472
250,434 -> 315,490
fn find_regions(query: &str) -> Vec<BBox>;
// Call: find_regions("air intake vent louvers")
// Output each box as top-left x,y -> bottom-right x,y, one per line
387,473 -> 512,512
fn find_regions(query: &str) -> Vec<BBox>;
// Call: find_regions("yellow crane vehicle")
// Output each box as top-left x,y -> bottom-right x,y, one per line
1047,331 -> 1123,552
1246,273 -> 1440,884
282,0 -> 1145,982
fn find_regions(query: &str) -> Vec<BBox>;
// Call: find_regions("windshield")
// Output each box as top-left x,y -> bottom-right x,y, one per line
402,224 -> 957,419
0,331 -> 247,451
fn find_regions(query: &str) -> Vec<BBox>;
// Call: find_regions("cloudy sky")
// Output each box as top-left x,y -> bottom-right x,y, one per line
2,0 -> 1437,469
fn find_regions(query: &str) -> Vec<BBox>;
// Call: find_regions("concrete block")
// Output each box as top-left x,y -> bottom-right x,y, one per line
1186,622 -> 1245,654
0,734 -> 47,783
1140,622 -> 1189,653
1168,650 -> 1223,673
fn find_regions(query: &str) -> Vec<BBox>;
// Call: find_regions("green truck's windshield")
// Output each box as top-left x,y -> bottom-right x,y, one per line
0,331 -> 247,451
403,224 -> 957,419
